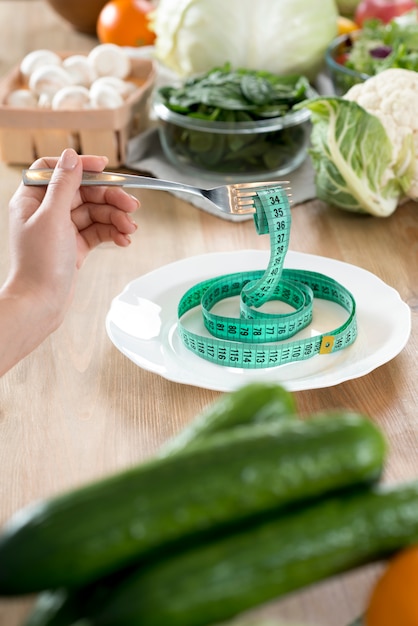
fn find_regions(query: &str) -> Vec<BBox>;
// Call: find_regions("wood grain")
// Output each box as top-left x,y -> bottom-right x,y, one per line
0,3 -> 417,625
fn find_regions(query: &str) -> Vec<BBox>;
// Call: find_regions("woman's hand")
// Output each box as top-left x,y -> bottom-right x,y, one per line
0,148 -> 139,375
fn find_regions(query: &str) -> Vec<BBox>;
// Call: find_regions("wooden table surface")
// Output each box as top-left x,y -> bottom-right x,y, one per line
0,3 -> 416,625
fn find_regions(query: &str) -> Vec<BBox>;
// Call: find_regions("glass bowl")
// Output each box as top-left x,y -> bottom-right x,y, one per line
326,33 -> 370,95
153,88 -> 317,182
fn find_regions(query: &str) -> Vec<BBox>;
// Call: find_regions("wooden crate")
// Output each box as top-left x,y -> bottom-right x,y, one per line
0,54 -> 156,167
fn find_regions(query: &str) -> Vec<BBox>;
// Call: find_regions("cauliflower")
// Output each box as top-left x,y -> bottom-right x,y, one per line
345,68 -> 418,200
297,68 -> 417,216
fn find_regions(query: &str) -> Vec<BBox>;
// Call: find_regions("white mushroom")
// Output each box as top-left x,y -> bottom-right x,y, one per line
38,93 -> 53,109
63,55 -> 98,88
89,83 -> 124,109
90,75 -> 136,99
5,88 -> 38,108
52,85 -> 91,110
20,49 -> 62,80
88,44 -> 131,80
29,64 -> 73,97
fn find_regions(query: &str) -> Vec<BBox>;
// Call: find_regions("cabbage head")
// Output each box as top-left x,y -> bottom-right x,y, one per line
151,0 -> 338,79
299,97 -> 415,217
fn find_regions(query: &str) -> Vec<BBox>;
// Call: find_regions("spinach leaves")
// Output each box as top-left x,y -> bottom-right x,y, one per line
157,65 -> 312,176
159,64 -> 310,121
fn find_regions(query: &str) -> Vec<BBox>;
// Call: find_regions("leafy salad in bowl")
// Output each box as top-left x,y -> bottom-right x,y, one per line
154,64 -> 316,180
326,10 -> 418,93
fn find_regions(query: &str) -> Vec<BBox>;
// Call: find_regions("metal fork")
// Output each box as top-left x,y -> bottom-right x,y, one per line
22,169 -> 291,216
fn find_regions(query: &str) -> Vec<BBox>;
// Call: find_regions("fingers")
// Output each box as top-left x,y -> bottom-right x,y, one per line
10,151 -> 111,220
83,185 -> 139,211
77,208 -> 137,249
18,149 -> 139,259
76,223 -> 134,266
29,152 -> 108,173
71,188 -> 139,232
37,149 -> 84,221
74,188 -> 139,262
41,149 -> 112,215
26,151 -> 109,214
33,150 -> 139,226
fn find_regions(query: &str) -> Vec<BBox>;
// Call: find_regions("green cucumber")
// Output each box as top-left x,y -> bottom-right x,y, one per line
70,481 -> 418,626
0,412 -> 384,595
22,382 -> 297,626
159,382 -> 297,457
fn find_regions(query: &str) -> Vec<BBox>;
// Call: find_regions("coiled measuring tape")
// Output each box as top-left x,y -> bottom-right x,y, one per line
177,186 -> 357,369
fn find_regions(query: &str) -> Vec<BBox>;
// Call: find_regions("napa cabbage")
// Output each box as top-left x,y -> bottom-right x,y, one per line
298,96 -> 415,216
150,0 -> 338,80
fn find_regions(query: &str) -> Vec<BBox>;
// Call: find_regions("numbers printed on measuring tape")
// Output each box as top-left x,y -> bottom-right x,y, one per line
177,186 -> 357,369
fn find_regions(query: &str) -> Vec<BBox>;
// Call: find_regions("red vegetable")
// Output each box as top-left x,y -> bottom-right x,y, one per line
355,0 -> 417,25
335,52 -> 350,65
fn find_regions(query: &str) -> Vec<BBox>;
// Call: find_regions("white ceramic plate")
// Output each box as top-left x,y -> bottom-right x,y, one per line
105,250 -> 411,392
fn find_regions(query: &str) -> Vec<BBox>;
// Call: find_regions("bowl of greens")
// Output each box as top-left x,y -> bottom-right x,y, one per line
325,33 -> 369,94
154,65 -> 316,181
326,11 -> 418,94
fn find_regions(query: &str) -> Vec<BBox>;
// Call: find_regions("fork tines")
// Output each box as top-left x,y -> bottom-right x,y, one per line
229,181 -> 292,214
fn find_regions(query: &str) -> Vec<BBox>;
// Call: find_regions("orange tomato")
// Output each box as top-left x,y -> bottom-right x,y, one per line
366,545 -> 418,626
97,0 -> 156,47
337,15 -> 360,35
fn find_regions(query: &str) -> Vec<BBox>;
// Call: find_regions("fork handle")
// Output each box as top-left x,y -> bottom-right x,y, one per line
22,169 -> 204,197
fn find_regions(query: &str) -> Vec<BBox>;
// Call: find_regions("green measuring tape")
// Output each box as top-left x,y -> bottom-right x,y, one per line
178,186 -> 357,369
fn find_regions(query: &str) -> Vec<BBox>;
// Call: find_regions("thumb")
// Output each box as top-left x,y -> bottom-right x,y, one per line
43,148 -> 82,212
